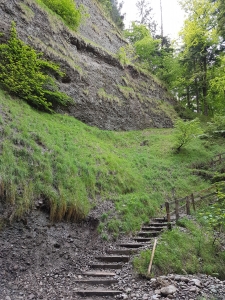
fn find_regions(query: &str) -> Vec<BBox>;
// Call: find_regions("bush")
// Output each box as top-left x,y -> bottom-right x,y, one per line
205,115 -> 225,137
116,45 -> 137,67
174,118 -> 203,152
39,0 -> 88,31
0,23 -> 71,112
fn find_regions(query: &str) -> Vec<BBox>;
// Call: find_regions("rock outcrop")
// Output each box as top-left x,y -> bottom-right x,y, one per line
0,0 -> 177,130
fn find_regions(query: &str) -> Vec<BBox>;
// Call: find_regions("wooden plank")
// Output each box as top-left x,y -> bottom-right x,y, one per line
200,192 -> 216,200
191,193 -> 196,211
186,196 -> 191,215
165,202 -> 171,223
175,199 -> 179,221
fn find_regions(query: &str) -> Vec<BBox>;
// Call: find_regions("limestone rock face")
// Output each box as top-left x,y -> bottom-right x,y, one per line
0,0 -> 177,130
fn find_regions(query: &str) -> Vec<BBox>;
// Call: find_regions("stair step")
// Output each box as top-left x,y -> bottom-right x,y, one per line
138,231 -> 160,237
118,243 -> 149,248
133,237 -> 152,242
152,218 -> 168,223
82,271 -> 116,277
76,289 -> 122,296
107,249 -> 138,255
149,222 -> 168,227
142,226 -> 165,231
95,255 -> 129,262
75,279 -> 117,285
90,263 -> 123,269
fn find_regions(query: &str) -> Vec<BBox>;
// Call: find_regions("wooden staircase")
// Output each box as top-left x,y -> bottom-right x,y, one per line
75,217 -> 170,298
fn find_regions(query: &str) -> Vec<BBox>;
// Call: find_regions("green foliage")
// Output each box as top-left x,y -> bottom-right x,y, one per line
205,115 -> 225,137
174,118 -> 203,152
0,23 -> 71,112
133,218 -> 225,279
97,0 -> 124,29
38,0 -> 88,30
116,44 -> 137,67
124,22 -> 150,43
134,35 -> 161,70
198,186 -> 225,232
177,0 -> 223,116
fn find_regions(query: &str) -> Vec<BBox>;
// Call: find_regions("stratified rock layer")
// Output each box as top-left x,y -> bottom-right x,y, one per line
0,0 -> 177,130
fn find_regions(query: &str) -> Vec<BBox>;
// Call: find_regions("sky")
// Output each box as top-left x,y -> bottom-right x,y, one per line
121,0 -> 186,40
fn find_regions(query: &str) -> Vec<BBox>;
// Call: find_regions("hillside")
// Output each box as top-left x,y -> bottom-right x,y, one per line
1,1 -> 225,298
0,89 -> 225,300
0,89 -> 224,232
0,0 -> 176,130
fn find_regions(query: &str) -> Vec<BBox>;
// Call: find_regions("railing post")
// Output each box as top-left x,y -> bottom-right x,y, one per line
186,196 -> 191,215
165,201 -> 171,223
175,199 -> 179,222
191,193 -> 196,211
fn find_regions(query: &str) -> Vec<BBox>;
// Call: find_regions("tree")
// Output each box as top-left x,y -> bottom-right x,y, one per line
124,22 -> 161,71
136,0 -> 157,36
178,0 -> 220,116
211,0 -> 225,40
97,0 -> 125,29
173,118 -> 203,152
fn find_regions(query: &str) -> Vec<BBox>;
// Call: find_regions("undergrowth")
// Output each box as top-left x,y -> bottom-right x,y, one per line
133,217 -> 225,279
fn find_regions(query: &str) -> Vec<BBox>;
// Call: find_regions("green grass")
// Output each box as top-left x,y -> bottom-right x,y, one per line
133,217 -> 225,279
0,88 -> 225,232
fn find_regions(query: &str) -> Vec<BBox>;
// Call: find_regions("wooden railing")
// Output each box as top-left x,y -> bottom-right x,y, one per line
210,152 -> 225,168
162,182 -> 225,223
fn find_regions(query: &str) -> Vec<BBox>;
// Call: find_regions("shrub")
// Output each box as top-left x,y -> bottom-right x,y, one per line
116,45 -> 137,67
174,118 -> 203,152
39,0 -> 88,30
205,115 -> 225,137
0,23 -> 71,112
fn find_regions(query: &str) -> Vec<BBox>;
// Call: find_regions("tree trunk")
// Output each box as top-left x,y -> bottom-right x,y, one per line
187,86 -> 191,109
202,52 -> 208,116
194,58 -> 200,113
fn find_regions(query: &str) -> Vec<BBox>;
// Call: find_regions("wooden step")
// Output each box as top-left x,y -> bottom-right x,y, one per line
142,226 -> 165,231
106,249 -> 135,255
75,279 -> 117,285
82,271 -> 116,277
107,249 -> 138,255
138,231 -> 160,237
152,217 -> 167,223
76,289 -> 122,296
133,237 -> 152,242
95,255 -> 129,262
90,263 -> 123,269
149,222 -> 168,227
118,243 -> 149,248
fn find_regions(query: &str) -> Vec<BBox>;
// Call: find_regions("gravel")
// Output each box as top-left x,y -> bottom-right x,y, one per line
0,209 -> 224,300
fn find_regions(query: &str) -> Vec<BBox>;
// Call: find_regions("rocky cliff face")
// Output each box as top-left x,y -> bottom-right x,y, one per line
0,0 -> 177,130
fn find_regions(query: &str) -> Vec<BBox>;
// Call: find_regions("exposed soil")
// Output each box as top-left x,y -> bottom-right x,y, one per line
0,208 -> 225,300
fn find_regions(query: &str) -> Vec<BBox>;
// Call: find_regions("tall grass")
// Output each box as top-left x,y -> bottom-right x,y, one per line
133,218 -> 225,279
0,89 -> 224,231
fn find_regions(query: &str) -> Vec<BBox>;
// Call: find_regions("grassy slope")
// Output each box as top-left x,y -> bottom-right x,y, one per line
0,89 -> 225,233
133,217 -> 225,279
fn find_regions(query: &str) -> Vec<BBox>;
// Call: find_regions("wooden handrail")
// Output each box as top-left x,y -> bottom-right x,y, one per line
163,181 -> 225,222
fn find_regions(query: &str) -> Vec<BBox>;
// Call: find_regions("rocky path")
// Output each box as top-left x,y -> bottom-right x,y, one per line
0,210 -> 225,300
